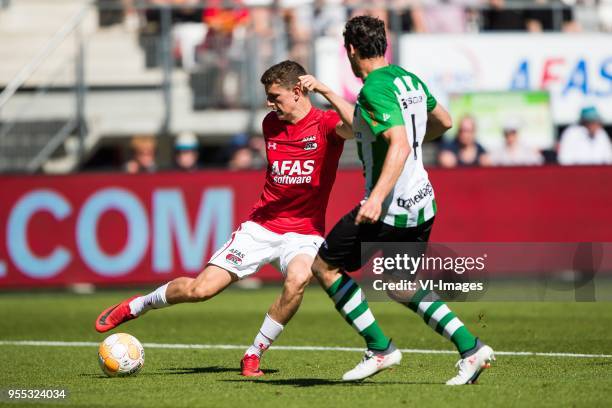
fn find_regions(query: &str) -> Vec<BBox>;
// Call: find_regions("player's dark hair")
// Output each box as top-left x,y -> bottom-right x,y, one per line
260,60 -> 307,90
343,15 -> 387,58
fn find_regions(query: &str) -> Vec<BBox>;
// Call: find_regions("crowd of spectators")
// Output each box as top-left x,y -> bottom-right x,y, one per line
95,2 -> 612,171
437,106 -> 612,168
438,115 -> 546,168
118,105 -> 611,172
123,132 -> 267,172
109,1 -> 612,38
92,1 -> 612,116
91,0 -> 612,111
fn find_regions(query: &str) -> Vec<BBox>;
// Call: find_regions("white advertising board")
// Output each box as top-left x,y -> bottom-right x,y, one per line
399,33 -> 612,125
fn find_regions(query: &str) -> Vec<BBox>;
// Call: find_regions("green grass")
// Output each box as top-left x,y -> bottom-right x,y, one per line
1,288 -> 611,407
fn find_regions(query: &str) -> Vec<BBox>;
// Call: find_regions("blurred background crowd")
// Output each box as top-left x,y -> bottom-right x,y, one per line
0,0 -> 611,174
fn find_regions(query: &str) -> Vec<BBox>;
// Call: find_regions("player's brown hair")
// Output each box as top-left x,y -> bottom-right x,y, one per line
260,60 -> 307,90
343,15 -> 387,58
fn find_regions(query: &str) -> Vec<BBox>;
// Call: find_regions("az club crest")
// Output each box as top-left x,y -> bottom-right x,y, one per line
225,253 -> 242,266
304,142 -> 318,151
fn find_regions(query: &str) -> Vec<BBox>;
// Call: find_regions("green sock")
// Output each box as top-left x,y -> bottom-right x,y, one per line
326,274 -> 391,351
406,289 -> 477,354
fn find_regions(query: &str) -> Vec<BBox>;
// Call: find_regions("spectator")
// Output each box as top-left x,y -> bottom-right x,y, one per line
125,135 -> 157,173
489,120 -> 543,166
174,131 -> 200,171
229,146 -> 255,170
438,116 -> 490,167
171,0 -> 208,72
195,0 -> 250,107
558,106 -> 612,165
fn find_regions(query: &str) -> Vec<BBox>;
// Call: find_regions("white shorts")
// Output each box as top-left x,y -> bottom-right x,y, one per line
208,221 -> 324,279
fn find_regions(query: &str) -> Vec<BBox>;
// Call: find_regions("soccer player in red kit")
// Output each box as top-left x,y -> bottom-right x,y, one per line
94,61 -> 352,377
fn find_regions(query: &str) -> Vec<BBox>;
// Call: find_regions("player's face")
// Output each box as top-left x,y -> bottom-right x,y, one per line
265,82 -> 298,121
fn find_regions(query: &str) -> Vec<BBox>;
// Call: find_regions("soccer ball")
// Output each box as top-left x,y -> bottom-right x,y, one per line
98,333 -> 144,377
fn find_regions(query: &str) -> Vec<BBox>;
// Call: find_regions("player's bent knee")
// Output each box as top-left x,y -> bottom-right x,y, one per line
185,283 -> 215,302
284,269 -> 312,294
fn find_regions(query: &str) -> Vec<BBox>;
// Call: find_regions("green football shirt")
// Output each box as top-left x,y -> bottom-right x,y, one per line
354,64 -> 438,228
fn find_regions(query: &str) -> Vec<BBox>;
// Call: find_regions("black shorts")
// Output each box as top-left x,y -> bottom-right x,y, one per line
318,205 -> 434,272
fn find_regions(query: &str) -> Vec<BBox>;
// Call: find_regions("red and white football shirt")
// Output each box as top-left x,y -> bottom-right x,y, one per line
248,107 -> 344,236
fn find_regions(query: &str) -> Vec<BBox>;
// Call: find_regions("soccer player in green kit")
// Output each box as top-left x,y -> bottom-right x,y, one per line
301,15 -> 495,384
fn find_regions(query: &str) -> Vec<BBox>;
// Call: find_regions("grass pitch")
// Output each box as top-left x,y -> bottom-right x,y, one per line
1,287 -> 611,407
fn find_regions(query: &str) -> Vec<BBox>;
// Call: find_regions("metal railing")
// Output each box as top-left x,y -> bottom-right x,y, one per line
0,1 -> 290,172
0,5 -> 88,109
0,2 -> 90,173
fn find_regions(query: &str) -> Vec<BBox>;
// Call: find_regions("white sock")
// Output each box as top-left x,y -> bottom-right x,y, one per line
245,314 -> 284,358
129,283 -> 170,316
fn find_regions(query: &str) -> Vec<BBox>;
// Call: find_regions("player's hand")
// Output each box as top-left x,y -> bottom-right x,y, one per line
299,75 -> 330,95
355,197 -> 382,225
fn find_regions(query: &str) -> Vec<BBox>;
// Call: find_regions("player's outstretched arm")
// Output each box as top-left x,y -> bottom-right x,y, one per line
424,104 -> 452,142
299,75 -> 355,139
356,126 -> 411,224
